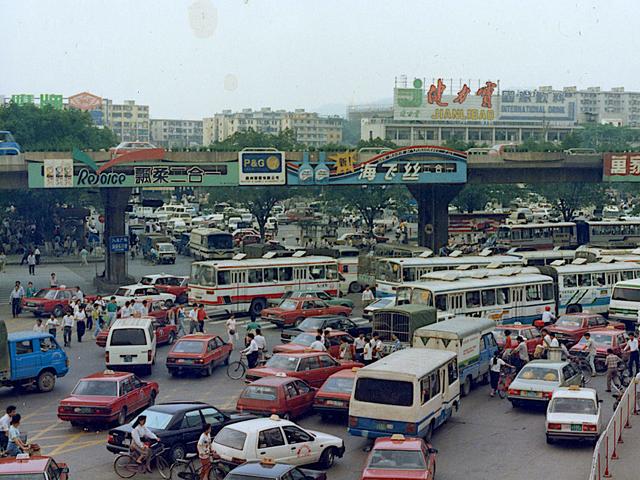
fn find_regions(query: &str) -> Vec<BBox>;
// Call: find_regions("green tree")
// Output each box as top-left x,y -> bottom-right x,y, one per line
356,138 -> 398,150
209,128 -> 306,151
0,103 -> 117,151
333,185 -> 391,235
529,183 -> 606,221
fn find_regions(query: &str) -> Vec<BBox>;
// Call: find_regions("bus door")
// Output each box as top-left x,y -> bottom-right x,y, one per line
511,287 -> 525,322
449,293 -> 463,315
293,266 -> 307,290
230,269 -> 246,311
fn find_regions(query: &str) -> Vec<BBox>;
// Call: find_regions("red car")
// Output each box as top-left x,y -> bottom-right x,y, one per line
261,298 -> 352,328
166,334 -> 233,377
493,324 -> 543,356
361,434 -> 437,480
0,456 -> 69,479
547,313 -> 624,346
314,368 -> 358,419
273,330 -> 354,358
57,370 -> 159,426
236,375 -> 316,419
140,274 -> 189,304
245,351 -> 363,388
570,327 -> 628,372
22,287 -> 79,317
96,312 -> 177,348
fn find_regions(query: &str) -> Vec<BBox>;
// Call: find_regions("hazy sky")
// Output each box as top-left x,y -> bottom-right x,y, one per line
3,0 -> 639,118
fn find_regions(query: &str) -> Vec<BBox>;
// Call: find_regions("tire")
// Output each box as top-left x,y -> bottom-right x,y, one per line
227,361 -> 246,380
349,282 -> 362,294
113,454 -> 136,479
319,447 -> 338,469
155,455 -> 170,479
36,371 -> 56,393
423,421 -> 434,441
461,376 -> 472,397
117,407 -> 128,426
167,332 -> 176,345
205,363 -> 214,377
170,443 -> 186,462
169,459 -> 194,480
149,391 -> 157,406
249,298 -> 266,317
566,304 -> 582,314
53,305 -> 64,318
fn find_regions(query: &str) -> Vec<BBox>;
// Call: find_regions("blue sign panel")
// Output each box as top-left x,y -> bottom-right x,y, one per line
286,146 -> 467,185
109,236 -> 129,253
238,150 -> 286,185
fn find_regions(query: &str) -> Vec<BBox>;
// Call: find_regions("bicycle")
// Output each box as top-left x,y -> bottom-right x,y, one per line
113,442 -> 170,479
568,353 -> 593,385
497,366 -> 516,399
226,352 -> 270,380
169,454 -> 234,480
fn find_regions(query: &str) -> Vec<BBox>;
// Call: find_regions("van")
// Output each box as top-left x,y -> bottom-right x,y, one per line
609,278 -> 640,329
413,316 -> 498,397
105,318 -> 156,375
348,348 -> 460,440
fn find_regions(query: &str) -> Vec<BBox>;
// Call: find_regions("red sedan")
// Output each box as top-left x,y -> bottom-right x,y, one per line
570,328 -> 628,372
261,298 -> 352,328
140,274 -> 189,304
236,375 -> 316,419
547,313 -> 624,346
166,334 -> 233,377
361,434 -> 437,480
273,330 -> 354,358
57,370 -> 159,426
245,351 -> 362,388
22,287 -> 79,317
0,456 -> 69,479
493,324 -> 543,356
314,368 -> 358,419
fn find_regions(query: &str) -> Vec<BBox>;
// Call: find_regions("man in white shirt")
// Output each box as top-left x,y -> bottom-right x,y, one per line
120,301 -> 132,319
0,406 -> 16,452
361,286 -> 375,308
624,332 -> 639,376
541,306 -> 555,326
27,252 -> 36,275
363,338 -> 373,364
197,424 -> 214,480
310,335 -> 327,352
549,332 -> 559,348
62,313 -> 74,347
371,332 -> 383,360
10,282 -> 25,318
131,415 -> 159,472
354,333 -> 366,363
131,300 -> 146,317
584,332 -> 597,377
253,328 -> 267,362
188,305 -> 199,334
74,286 -> 84,302
242,333 -> 260,368
33,319 -> 45,333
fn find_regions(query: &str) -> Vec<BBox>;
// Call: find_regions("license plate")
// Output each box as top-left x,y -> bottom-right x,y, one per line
122,355 -> 133,363
74,407 -> 92,414
178,359 -> 192,364
571,424 -> 582,432
525,391 -> 540,398
376,423 -> 394,430
326,400 -> 344,407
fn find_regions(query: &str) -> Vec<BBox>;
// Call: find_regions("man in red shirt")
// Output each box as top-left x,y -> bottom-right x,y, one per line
197,304 -> 208,333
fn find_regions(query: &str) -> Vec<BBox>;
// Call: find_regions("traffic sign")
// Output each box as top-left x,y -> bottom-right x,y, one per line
109,236 -> 129,253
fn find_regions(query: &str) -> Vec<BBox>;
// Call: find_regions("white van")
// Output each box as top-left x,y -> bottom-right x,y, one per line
105,318 -> 157,374
609,278 -> 640,328
348,348 -> 460,440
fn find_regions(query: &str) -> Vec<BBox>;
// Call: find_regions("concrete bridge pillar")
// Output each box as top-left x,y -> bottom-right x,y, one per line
407,184 -> 464,252
96,187 -> 134,291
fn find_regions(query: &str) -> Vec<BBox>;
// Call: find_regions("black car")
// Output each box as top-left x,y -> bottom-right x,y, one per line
106,402 -> 256,461
225,460 -> 326,480
280,315 -> 372,343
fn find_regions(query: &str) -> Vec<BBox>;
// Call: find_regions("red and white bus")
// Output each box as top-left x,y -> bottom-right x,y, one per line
188,255 -> 340,317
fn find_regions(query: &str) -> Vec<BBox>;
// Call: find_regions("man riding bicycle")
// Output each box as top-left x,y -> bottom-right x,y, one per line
197,423 -> 214,480
131,415 -> 159,473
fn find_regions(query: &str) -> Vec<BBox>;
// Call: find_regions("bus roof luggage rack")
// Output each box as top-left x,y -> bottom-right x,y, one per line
598,256 -> 616,263
550,260 -> 566,266
232,253 -> 247,260
292,250 -> 306,257
418,249 -> 434,258
449,250 -> 463,257
571,257 -> 588,265
479,249 -> 493,257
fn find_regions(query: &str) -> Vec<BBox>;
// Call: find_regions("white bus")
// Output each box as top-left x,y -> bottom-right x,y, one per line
348,348 -> 459,440
189,228 -> 235,260
188,255 -> 339,317
494,222 -> 577,251
576,220 -> 640,249
396,269 -> 555,325
609,279 -> 640,328
374,255 -> 524,298
508,248 -> 576,266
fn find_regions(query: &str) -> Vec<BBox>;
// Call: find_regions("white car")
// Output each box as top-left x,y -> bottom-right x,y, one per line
213,415 -> 345,468
507,360 -> 584,408
110,284 -> 176,308
546,386 -> 603,445
363,296 -> 396,321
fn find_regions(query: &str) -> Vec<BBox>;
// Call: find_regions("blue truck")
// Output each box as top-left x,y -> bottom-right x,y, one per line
0,321 -> 69,393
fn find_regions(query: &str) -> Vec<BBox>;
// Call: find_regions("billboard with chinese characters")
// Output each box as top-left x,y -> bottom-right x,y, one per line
238,150 -> 286,185
499,89 -> 576,123
286,146 -> 467,185
27,149 -> 238,188
603,153 -> 640,181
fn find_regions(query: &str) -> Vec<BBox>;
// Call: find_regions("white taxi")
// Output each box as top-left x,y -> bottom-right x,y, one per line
110,284 -> 176,308
212,415 -> 345,469
546,386 -> 603,445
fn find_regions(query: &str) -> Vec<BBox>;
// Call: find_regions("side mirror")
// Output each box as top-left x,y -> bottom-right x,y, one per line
428,447 -> 438,454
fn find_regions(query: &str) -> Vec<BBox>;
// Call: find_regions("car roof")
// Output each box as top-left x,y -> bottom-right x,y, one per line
494,324 -> 537,330
147,402 -> 209,414
552,387 -> 598,400
111,317 -> 154,328
327,368 -> 358,379
272,351 -> 329,359
227,460 -> 293,477
8,331 -> 52,342
374,436 -> 425,451
0,456 -> 52,473
295,330 -> 348,337
358,348 -> 456,378
247,376 -> 299,387
82,371 -> 132,381
177,334 -> 218,342
586,328 -> 620,335
220,416 -> 295,433
525,359 -> 569,369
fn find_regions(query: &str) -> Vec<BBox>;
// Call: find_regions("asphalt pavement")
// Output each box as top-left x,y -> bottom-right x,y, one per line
0,253 -> 625,480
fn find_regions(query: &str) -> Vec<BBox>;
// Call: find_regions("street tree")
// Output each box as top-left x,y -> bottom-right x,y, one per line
209,128 -> 305,151
334,185 -> 391,235
529,182 -> 606,221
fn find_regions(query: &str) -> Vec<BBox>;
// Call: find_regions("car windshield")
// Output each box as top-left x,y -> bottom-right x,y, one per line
298,317 -> 326,330
131,410 -> 173,430
72,380 -> 118,396
214,427 -> 246,451
240,385 -> 278,401
35,289 -> 57,299
291,333 -> 316,346
158,245 -> 174,252
278,300 -> 298,311
265,356 -> 299,371
320,376 -> 355,393
368,449 -> 427,470
110,328 -> 146,346
518,366 -> 560,382
172,340 -> 205,354
556,317 -> 582,329
369,298 -> 394,309
114,288 -> 129,297
549,397 -> 598,415
576,334 -> 613,347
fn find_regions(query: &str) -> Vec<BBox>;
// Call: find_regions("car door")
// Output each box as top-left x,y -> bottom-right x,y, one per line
179,409 -> 204,453
293,380 -> 315,415
256,427 -> 289,462
316,354 -> 340,386
281,425 -> 318,465
212,337 -> 228,365
12,339 -> 40,378
284,382 -> 302,417
129,375 -> 148,410
206,339 -> 217,366
199,407 -> 227,436
297,357 -> 321,387
301,301 -> 316,319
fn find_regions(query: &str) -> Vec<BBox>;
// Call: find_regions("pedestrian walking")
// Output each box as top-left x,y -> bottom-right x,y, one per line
25,282 -> 36,298
62,312 -> 74,347
34,247 -> 41,265
584,332 -> 597,376
514,336 -> 529,371
361,286 -> 374,309
106,296 -> 118,326
489,351 -> 512,397
46,315 -> 59,338
354,333 -> 366,363
9,281 -> 24,318
49,273 -> 57,288
32,318 -> 45,333
363,337 -> 373,365
371,332 -> 383,361
605,348 -> 623,392
75,306 -> 86,343
624,332 -> 639,376
225,314 -> 238,347
176,305 -> 186,337
80,247 -> 89,266
27,252 -> 36,275
197,304 -> 207,333
339,337 -> 354,360
188,305 -> 199,334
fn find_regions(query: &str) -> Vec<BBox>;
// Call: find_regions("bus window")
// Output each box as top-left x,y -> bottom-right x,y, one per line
449,293 -> 463,310
294,268 -> 307,281
309,265 -> 326,280
526,285 -> 540,301
563,275 -> 577,288
402,267 -> 417,282
593,272 -> 606,286
248,269 -> 263,284
216,269 -> 230,286
435,295 -> 447,311
465,291 -> 480,308
622,270 -> 636,281
542,283 -> 554,301
420,371 -> 440,404
448,359 -> 458,385
355,378 -> 413,407
497,288 -> 509,305
578,274 -> 592,287
279,267 -> 293,281
264,267 -> 278,282
481,289 -> 496,307
411,289 -> 432,306
326,264 -> 338,280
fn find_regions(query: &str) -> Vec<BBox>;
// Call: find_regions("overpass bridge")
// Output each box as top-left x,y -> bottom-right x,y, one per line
0,149 -> 605,287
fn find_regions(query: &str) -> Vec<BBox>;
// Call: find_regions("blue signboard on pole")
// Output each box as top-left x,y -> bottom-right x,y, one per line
109,236 -> 129,253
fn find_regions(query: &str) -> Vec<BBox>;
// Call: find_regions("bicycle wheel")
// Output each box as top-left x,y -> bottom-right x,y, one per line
170,461 -> 196,480
226,361 -> 246,380
113,454 -> 137,479
156,455 -> 171,479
